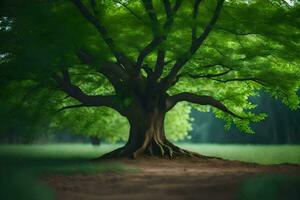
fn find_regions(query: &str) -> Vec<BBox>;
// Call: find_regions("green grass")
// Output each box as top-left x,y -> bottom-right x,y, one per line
179,143 -> 300,165
1,143 -> 299,165
0,143 -> 138,174
0,143 -> 121,160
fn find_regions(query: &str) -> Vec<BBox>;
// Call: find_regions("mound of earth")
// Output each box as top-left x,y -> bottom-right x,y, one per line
45,157 -> 300,200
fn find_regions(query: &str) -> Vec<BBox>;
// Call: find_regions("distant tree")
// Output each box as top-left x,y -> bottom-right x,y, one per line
1,0 -> 299,158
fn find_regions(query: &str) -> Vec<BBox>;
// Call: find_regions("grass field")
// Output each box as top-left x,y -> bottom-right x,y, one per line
0,144 -> 136,175
180,143 -> 300,165
1,143 -> 300,165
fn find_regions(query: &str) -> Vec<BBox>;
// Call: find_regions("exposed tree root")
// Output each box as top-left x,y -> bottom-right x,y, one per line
97,140 -> 211,160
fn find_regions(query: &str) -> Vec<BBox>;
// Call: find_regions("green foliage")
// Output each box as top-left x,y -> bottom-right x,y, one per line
0,81 -> 59,141
165,103 -> 193,141
167,0 -> 300,132
51,107 -> 129,143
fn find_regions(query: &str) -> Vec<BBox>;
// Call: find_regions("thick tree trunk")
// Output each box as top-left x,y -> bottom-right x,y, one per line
100,104 -> 203,159
126,108 -> 168,158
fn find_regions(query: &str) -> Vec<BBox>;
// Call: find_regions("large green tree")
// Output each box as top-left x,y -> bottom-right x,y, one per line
1,0 -> 299,158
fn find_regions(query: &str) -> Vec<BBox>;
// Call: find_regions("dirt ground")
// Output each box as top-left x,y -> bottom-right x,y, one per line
45,157 -> 300,200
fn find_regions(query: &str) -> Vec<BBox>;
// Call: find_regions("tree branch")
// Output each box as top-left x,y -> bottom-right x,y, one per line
160,0 -> 225,90
216,26 -> 259,36
192,0 -> 203,42
178,69 -> 232,79
136,36 -> 164,68
141,64 -> 154,77
112,0 -> 142,21
208,77 -> 289,99
52,70 -> 123,113
89,0 -> 98,15
136,0 -> 183,70
136,0 -> 161,69
167,92 -> 243,119
142,0 -> 160,35
152,49 -> 166,81
163,0 -> 172,19
75,49 -> 129,90
208,77 -> 267,87
57,104 -> 85,112
210,77 -> 257,82
71,0 -> 133,72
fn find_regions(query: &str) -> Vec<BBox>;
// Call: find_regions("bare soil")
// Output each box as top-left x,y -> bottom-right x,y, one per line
45,157 -> 300,200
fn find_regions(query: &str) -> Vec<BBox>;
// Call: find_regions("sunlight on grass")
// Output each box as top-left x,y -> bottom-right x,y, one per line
1,143 -> 299,165
0,143 -> 138,175
179,143 -> 300,165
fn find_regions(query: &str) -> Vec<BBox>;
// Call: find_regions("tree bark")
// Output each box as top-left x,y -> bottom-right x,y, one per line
90,136 -> 101,146
100,103 -> 203,159
127,108 -> 168,158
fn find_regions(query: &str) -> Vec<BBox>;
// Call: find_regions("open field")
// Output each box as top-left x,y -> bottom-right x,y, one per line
1,144 -> 300,200
180,143 -> 300,165
1,143 -> 300,164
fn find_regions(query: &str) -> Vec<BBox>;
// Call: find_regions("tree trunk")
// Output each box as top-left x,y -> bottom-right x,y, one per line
90,136 -> 101,146
100,104 -> 202,159
126,108 -> 168,158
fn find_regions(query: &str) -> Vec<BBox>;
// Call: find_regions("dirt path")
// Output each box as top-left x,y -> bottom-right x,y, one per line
45,157 -> 300,200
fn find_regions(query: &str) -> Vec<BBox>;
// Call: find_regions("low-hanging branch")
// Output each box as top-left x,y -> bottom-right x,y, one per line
52,70 -> 123,114
167,92 -> 243,119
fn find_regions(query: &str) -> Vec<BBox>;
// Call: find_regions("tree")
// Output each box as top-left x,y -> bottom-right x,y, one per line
1,0 -> 299,158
